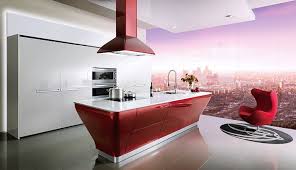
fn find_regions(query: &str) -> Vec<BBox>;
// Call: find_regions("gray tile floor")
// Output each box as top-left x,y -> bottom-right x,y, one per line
1,115 -> 296,170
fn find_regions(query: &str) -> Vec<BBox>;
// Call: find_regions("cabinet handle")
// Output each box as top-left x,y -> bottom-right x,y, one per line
156,105 -> 169,109
61,88 -> 80,91
36,89 -> 61,93
171,103 -> 192,108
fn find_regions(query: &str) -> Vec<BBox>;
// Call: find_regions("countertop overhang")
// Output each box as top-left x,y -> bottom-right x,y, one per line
75,91 -> 212,112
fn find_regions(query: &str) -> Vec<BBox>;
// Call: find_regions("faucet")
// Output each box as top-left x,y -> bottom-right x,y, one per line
168,70 -> 177,94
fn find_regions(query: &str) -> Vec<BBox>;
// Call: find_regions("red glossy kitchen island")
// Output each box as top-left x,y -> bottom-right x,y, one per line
75,91 -> 211,163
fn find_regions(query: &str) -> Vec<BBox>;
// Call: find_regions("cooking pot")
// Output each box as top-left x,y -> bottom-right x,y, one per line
108,87 -> 125,100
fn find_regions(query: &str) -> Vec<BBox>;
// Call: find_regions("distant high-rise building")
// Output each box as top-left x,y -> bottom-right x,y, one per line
193,67 -> 202,77
203,66 -> 211,76
235,80 -> 241,89
206,73 -> 219,85
279,81 -> 284,89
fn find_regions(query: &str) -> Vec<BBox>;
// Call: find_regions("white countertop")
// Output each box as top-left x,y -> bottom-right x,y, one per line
75,91 -> 212,112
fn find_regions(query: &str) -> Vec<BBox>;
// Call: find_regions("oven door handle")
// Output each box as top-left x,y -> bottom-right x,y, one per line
93,84 -> 115,88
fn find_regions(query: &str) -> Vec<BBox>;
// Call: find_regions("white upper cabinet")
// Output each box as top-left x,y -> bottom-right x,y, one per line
19,37 -> 62,93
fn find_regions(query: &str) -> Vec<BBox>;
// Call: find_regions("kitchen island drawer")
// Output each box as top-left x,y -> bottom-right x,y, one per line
134,104 -> 169,130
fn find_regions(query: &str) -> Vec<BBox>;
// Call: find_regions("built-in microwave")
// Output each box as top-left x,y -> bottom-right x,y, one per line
92,67 -> 117,84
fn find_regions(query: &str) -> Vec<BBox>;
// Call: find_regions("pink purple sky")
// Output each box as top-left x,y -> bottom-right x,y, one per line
147,1 -> 296,73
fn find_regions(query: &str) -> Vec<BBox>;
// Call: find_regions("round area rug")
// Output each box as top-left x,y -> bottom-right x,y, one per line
220,123 -> 293,144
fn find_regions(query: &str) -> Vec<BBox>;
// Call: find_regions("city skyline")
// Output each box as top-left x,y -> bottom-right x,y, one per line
152,67 -> 296,129
152,65 -> 296,91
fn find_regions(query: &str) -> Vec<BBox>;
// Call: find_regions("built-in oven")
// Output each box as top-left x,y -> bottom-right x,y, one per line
92,67 -> 117,84
92,67 -> 117,98
92,84 -> 116,98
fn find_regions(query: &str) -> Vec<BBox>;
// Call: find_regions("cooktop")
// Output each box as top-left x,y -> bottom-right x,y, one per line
106,97 -> 146,102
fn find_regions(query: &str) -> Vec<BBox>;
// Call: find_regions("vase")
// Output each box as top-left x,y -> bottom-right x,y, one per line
188,83 -> 195,91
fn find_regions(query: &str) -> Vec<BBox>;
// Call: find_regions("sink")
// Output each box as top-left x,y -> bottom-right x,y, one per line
165,91 -> 177,94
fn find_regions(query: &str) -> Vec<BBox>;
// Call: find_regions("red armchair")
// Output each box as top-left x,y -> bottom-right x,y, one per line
239,88 -> 278,128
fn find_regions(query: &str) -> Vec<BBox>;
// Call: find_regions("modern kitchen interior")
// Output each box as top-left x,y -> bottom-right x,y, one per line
1,0 -> 296,170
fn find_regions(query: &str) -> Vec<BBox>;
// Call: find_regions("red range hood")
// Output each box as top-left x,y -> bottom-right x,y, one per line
97,0 -> 155,56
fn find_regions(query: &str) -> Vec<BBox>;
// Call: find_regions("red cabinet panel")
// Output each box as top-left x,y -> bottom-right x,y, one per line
126,122 -> 163,152
161,119 -> 180,136
134,103 -> 169,130
162,98 -> 194,136
191,96 -> 211,124
75,104 -> 137,157
169,99 -> 193,126
125,104 -> 169,152
75,104 -> 115,155
116,110 -> 138,156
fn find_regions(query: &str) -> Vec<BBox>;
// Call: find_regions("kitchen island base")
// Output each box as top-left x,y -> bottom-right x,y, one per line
97,122 -> 198,163
75,92 -> 211,164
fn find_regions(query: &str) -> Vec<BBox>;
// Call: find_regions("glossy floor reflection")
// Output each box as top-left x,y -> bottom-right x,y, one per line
199,116 -> 296,170
1,115 -> 296,170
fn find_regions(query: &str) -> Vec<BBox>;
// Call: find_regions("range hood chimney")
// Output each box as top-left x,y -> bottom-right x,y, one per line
97,0 -> 155,56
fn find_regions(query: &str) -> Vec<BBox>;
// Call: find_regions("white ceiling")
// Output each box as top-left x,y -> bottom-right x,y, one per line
85,0 -> 294,33
248,0 -> 295,9
141,0 -> 255,33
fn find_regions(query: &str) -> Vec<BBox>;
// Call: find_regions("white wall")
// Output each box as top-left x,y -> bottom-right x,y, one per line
6,13 -> 147,46
7,13 -> 112,47
0,0 -> 149,132
0,10 -> 6,133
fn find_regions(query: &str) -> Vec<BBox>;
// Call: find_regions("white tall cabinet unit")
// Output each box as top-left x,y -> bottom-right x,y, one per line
7,34 -> 152,139
7,35 -> 93,139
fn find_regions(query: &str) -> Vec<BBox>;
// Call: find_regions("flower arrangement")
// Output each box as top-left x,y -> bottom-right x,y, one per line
181,73 -> 198,87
